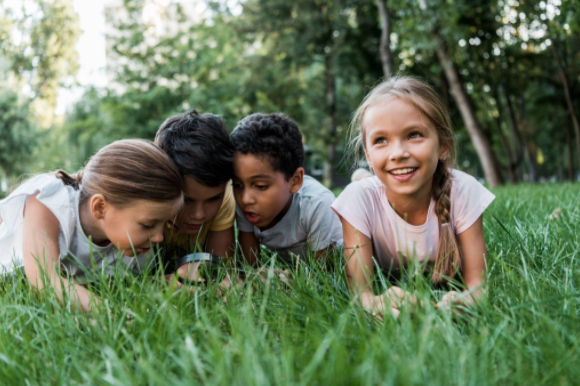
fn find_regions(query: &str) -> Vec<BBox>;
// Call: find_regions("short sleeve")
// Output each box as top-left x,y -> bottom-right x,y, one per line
303,192 -> 343,251
209,182 -> 236,231
331,180 -> 374,239
450,170 -> 496,234
235,205 -> 254,233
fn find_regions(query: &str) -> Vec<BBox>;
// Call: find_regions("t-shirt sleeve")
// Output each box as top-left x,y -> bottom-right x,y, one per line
331,181 -> 373,239
303,192 -> 343,251
451,170 -> 496,235
209,182 -> 236,231
235,205 -> 254,233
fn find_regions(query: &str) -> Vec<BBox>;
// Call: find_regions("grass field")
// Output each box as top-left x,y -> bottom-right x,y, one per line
1,183 -> 579,385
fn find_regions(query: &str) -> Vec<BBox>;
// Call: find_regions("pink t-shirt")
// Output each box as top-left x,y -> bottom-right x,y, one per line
331,169 -> 495,271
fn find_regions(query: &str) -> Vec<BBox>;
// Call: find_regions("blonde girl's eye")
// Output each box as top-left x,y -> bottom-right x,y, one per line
374,137 -> 386,145
409,131 -> 422,139
140,223 -> 155,230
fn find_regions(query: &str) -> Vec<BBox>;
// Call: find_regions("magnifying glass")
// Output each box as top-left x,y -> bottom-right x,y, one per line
174,252 -> 225,286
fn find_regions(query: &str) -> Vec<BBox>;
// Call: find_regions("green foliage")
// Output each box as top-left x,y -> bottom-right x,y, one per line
0,89 -> 35,177
0,184 -> 579,384
0,0 -> 80,112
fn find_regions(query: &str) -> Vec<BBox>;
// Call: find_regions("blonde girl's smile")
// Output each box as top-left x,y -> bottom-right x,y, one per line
363,97 -> 448,203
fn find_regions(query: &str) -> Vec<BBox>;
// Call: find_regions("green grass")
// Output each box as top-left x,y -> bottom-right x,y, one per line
1,183 -> 579,385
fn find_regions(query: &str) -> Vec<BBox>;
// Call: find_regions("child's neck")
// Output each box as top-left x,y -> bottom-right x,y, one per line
78,201 -> 111,246
385,187 -> 432,226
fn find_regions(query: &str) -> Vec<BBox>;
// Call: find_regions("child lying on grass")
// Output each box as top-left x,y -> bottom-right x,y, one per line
0,140 -> 183,312
230,113 -> 343,277
332,77 -> 495,318
155,109 -> 237,287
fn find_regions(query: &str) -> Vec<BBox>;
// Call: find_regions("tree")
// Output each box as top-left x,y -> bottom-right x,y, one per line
0,90 -> 35,178
0,0 -> 80,123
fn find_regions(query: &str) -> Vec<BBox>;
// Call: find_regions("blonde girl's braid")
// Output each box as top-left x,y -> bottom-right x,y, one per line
431,160 -> 460,283
349,76 -> 461,283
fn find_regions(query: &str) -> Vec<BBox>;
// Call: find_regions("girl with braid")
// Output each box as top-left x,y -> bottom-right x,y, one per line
332,77 -> 495,318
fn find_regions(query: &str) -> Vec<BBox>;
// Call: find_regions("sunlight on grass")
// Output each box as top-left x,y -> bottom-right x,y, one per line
0,183 -> 579,384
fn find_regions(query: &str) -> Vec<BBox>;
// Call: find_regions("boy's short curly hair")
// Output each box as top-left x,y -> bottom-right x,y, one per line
155,109 -> 234,187
230,113 -> 304,180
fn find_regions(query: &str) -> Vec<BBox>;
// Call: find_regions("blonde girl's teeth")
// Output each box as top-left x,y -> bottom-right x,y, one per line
391,168 -> 415,175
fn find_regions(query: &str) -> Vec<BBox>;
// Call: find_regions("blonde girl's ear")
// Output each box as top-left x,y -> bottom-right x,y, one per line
89,194 -> 108,220
290,167 -> 305,194
364,150 -> 373,172
439,146 -> 450,162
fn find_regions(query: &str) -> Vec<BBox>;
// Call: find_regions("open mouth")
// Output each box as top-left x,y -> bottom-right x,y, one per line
186,223 -> 202,230
137,247 -> 151,254
245,211 -> 261,225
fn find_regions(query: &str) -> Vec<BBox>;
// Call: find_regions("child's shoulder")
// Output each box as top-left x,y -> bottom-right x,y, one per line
339,175 -> 383,199
299,175 -> 335,200
7,173 -> 70,200
450,169 -> 491,197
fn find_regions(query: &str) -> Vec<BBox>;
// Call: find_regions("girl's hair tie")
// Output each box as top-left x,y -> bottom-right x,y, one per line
441,223 -> 450,227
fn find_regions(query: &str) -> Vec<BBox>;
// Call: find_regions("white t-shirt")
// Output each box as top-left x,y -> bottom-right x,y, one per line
331,169 -> 495,271
0,174 -> 155,282
236,175 -> 343,261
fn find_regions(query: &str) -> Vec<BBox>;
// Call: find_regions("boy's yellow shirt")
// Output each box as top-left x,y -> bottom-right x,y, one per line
163,182 -> 235,257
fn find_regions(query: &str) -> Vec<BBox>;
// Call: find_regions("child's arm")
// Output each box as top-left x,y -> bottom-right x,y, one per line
238,231 -> 260,266
342,218 -> 398,317
206,227 -> 235,259
22,195 -> 98,312
438,215 -> 487,308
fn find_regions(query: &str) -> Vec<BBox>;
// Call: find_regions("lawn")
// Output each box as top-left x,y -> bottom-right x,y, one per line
0,183 -> 579,385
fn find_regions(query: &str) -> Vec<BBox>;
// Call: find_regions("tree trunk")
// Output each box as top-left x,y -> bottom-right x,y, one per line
518,96 -> 537,182
377,0 -> 393,78
566,113 -> 575,182
432,32 -> 504,187
323,53 -> 337,188
503,87 -> 524,172
550,42 -> 580,173
490,89 -> 517,183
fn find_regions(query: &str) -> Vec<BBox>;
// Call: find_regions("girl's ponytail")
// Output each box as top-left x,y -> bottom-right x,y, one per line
432,162 -> 461,283
55,170 -> 84,191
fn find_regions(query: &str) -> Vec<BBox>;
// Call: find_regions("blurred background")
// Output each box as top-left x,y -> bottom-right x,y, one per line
0,0 -> 578,193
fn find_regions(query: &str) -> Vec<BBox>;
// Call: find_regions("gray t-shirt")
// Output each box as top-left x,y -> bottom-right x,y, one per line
236,175 -> 343,261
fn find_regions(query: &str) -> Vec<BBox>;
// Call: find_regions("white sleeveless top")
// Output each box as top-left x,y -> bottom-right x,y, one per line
0,174 -> 155,282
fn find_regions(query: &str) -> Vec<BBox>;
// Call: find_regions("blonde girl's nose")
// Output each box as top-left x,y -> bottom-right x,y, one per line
389,141 -> 408,160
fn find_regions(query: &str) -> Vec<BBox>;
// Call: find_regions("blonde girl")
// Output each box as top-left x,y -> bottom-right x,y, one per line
0,139 -> 183,312
331,77 -> 495,318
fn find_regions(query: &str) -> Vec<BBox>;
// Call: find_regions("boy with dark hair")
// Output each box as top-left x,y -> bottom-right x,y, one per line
155,110 -> 236,270
230,113 -> 342,264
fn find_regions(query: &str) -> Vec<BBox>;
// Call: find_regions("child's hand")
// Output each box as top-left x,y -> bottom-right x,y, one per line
360,292 -> 399,319
257,267 -> 293,285
381,286 -> 424,309
436,290 -> 471,312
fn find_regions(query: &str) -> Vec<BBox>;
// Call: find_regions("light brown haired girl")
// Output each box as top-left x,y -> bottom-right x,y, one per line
332,77 -> 495,318
0,139 -> 183,312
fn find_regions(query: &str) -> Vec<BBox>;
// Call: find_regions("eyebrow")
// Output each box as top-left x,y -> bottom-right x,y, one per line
250,174 -> 273,179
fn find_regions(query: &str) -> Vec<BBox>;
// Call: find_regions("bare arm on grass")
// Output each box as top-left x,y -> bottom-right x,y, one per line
437,215 -> 487,309
342,218 -> 401,318
22,195 -> 98,312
